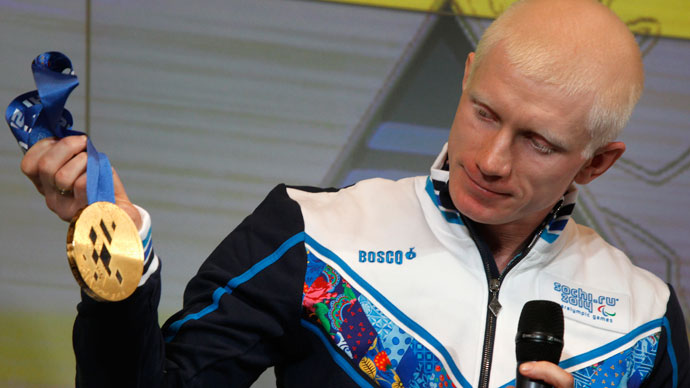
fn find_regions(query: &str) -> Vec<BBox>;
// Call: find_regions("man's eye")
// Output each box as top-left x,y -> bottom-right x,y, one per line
530,138 -> 554,155
477,108 -> 492,119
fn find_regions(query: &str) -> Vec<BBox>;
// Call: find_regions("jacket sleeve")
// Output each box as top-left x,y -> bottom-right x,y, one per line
643,284 -> 690,388
73,184 -> 308,387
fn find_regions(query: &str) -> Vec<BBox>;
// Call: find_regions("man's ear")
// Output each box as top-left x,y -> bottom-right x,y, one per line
574,141 -> 626,185
462,52 -> 475,91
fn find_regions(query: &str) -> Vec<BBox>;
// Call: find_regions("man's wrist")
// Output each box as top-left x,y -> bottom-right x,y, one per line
119,201 -> 142,230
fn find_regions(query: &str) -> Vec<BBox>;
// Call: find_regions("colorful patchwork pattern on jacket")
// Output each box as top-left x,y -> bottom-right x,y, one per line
302,250 -> 457,388
570,333 -> 659,388
302,248 -> 661,388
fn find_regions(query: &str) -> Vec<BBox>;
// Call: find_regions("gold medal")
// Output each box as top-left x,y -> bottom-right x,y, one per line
66,201 -> 144,302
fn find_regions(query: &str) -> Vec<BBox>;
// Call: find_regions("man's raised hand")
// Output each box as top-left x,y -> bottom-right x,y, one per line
20,136 -> 141,229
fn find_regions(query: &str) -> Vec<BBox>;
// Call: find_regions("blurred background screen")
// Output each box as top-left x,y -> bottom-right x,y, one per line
1,1 -> 688,386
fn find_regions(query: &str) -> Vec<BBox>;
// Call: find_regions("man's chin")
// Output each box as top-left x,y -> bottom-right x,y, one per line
450,188 -> 518,225
456,204 -> 514,226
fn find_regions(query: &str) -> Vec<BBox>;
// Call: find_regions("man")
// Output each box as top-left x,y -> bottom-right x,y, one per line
19,0 -> 689,387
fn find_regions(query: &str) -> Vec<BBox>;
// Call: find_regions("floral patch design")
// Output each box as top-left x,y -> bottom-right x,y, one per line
302,251 -> 456,388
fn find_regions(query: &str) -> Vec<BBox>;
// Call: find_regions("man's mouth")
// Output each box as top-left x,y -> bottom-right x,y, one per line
464,168 -> 511,197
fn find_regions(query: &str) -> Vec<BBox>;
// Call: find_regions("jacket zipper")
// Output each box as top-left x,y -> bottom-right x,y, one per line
478,275 -> 501,388
475,199 -> 564,388
477,257 -> 520,388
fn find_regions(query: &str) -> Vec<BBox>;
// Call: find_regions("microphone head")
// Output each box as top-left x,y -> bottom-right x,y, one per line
515,300 -> 564,363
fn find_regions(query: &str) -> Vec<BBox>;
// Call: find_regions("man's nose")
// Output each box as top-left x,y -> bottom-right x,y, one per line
476,129 -> 512,179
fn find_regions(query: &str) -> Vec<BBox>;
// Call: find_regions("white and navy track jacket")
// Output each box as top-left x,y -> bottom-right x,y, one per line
73,147 -> 689,388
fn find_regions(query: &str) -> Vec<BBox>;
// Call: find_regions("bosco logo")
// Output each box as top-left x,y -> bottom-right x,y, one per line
358,248 -> 416,265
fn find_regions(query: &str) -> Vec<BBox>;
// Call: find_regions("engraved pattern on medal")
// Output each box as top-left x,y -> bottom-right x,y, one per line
68,202 -> 143,301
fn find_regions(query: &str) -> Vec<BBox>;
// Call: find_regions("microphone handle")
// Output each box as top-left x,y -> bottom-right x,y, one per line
516,367 -> 553,388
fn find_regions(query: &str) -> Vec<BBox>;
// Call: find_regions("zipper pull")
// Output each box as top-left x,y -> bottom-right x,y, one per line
488,279 -> 502,317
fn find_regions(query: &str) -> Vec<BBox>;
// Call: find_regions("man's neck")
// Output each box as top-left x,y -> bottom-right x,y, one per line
473,207 -> 554,272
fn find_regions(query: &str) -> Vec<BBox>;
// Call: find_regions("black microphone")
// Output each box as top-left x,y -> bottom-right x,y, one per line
515,300 -> 564,388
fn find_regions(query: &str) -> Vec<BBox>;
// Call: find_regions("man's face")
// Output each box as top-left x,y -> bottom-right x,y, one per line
447,46 -> 593,228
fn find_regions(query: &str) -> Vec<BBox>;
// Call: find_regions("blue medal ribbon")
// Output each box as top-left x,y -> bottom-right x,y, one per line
5,52 -> 114,204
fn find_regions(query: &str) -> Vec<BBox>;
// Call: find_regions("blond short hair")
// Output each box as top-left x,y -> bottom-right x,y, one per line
468,0 -> 644,157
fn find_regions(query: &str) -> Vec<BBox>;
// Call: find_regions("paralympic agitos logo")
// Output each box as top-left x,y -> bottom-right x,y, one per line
553,282 -> 619,317
598,305 -> 616,317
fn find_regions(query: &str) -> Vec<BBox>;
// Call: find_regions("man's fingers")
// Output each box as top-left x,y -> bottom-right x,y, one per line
519,361 -> 574,388
70,173 -> 90,219
36,136 -> 88,194
54,152 -> 87,193
20,136 -> 89,222
44,175 -> 88,222
73,174 -> 88,206
20,137 -> 58,194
